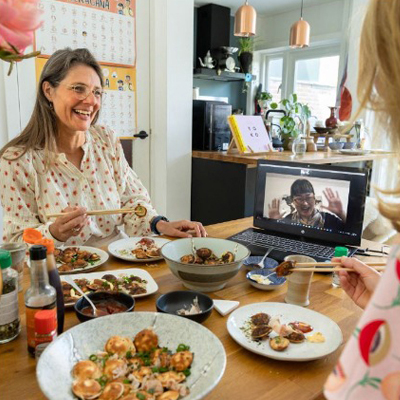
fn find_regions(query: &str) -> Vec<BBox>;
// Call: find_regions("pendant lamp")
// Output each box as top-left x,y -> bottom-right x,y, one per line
234,0 -> 257,37
289,0 -> 310,48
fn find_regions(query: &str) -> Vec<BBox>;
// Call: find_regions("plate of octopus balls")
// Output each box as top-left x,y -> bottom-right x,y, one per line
37,312 -> 227,400
227,302 -> 343,362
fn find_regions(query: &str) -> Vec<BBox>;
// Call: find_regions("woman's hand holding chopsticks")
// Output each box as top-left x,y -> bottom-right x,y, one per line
48,206 -> 88,242
333,256 -> 381,310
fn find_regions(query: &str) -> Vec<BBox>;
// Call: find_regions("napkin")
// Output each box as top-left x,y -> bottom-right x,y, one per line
213,300 -> 240,316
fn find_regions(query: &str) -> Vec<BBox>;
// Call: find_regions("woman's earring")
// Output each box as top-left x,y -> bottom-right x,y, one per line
49,102 -> 53,109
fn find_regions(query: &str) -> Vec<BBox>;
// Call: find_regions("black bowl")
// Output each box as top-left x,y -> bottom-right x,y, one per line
74,291 -> 135,323
156,290 -> 214,323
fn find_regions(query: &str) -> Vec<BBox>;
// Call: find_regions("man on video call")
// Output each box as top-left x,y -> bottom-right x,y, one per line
268,179 -> 346,231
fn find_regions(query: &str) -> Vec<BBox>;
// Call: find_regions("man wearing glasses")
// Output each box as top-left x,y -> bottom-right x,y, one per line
268,179 -> 346,231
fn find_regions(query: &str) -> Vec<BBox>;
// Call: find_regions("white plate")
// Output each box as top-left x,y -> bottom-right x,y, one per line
37,312 -> 226,400
339,149 -> 371,155
62,268 -> 158,307
227,302 -> 343,362
108,237 -> 170,262
56,246 -> 109,275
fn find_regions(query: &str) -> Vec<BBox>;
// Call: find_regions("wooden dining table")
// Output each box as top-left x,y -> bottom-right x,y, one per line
0,217 -> 389,400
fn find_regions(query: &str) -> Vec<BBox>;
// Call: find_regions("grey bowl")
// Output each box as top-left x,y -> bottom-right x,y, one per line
161,238 -> 250,292
328,142 -> 345,151
37,312 -> 226,400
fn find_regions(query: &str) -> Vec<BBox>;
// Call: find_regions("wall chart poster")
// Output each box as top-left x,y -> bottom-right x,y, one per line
35,0 -> 137,137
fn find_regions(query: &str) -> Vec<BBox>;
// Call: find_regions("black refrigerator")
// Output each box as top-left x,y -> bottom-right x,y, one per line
192,100 -> 232,151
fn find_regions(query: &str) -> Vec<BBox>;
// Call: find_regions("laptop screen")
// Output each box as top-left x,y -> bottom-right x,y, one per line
253,160 -> 368,246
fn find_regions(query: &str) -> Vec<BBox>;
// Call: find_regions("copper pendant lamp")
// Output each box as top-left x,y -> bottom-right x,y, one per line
289,0 -> 310,48
234,0 -> 257,37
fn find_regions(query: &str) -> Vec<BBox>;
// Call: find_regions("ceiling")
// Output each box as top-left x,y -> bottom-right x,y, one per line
194,0 -> 335,16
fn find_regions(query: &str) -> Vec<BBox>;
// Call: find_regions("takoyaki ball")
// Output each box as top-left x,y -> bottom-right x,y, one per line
131,391 -> 155,400
105,336 -> 136,356
180,254 -> 194,264
170,350 -> 193,371
102,274 -> 117,282
74,258 -> 88,268
151,348 -> 171,368
72,360 -> 102,380
89,253 -> 101,261
54,248 -> 62,257
58,263 -> 74,272
251,326 -> 272,340
103,359 -> 128,380
275,261 -> 295,277
98,382 -> 125,400
120,395 -> 139,400
132,366 -> 153,382
221,251 -> 235,263
72,379 -> 102,400
196,248 -> 212,260
77,250 -> 91,260
285,330 -> 305,343
146,247 -> 161,257
132,248 -> 149,259
126,356 -> 144,369
134,329 -> 158,352
158,391 -> 180,400
251,313 -> 271,326
269,336 -> 290,351
204,259 -> 219,265
194,255 -> 204,264
156,371 -> 186,387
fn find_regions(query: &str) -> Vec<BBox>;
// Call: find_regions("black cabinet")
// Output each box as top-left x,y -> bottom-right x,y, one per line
191,158 -> 256,225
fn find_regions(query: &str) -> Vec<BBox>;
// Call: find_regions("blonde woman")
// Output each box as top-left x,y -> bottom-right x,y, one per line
0,48 -> 206,246
324,1 -> 400,399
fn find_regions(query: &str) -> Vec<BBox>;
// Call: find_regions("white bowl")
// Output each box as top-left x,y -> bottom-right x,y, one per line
161,238 -> 250,292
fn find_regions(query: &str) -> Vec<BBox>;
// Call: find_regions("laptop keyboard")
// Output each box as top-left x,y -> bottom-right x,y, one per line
231,230 -> 336,259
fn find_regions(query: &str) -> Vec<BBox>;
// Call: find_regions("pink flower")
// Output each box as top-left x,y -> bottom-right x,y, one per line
0,0 -> 43,54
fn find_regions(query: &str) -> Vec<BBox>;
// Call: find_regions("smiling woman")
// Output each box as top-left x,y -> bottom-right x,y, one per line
0,48 -> 206,246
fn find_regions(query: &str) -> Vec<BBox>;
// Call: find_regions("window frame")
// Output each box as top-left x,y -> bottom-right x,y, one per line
261,42 -> 341,105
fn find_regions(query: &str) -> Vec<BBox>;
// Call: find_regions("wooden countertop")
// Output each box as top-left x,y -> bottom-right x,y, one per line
0,217 -> 388,400
192,150 -> 394,166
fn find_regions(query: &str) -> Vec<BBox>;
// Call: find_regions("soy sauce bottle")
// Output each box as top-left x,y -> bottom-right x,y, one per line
25,245 -> 57,357
35,238 -> 64,335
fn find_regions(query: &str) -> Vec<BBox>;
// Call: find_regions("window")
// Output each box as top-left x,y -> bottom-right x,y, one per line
294,55 -> 340,121
262,44 -> 341,122
266,58 -> 283,103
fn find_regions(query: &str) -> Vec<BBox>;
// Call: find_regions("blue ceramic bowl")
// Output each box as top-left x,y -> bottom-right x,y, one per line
343,142 -> 356,150
328,142 -> 345,151
242,256 -> 279,271
246,269 -> 286,291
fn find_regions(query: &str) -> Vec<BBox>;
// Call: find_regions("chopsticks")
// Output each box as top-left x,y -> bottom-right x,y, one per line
46,208 -> 137,218
291,262 -> 386,273
295,261 -> 387,268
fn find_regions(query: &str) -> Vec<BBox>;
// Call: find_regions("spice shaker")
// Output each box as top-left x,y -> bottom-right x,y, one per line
34,309 -> 57,359
0,249 -> 21,344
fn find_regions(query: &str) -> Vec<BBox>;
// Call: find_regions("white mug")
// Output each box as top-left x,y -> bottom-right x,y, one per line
284,255 -> 316,307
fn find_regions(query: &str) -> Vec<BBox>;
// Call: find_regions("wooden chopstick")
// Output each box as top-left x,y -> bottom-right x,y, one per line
295,261 -> 387,267
292,266 -> 386,273
46,208 -> 136,218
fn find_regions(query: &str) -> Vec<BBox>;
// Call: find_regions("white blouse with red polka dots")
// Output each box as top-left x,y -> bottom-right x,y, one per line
0,125 -> 158,246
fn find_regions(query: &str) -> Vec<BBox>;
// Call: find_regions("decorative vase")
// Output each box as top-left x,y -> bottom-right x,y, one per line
325,107 -> 339,128
239,52 -> 253,74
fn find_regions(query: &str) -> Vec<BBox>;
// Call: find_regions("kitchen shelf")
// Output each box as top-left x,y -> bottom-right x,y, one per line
193,68 -> 255,82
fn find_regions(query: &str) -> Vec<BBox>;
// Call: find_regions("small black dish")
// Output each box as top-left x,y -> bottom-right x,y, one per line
156,290 -> 214,324
74,291 -> 135,323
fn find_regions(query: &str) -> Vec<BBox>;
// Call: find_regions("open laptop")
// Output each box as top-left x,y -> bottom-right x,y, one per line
229,160 -> 368,262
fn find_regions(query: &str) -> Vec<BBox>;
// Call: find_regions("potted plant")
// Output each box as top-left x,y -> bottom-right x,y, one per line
257,91 -> 273,111
270,94 -> 311,150
238,37 -> 254,74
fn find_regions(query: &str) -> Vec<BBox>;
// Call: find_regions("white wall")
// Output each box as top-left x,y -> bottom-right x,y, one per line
256,0 -> 345,50
150,0 -> 194,220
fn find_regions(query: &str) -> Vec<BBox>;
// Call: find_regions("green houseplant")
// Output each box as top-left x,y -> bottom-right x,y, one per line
238,37 -> 253,74
270,94 -> 311,149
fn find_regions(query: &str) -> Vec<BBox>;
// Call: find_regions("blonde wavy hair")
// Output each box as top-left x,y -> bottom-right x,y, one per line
358,0 -> 400,231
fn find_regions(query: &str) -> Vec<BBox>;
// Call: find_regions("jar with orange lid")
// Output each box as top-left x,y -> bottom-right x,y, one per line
34,309 -> 57,359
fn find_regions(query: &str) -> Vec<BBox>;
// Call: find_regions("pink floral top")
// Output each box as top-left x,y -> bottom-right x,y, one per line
0,125 -> 158,246
324,245 -> 400,400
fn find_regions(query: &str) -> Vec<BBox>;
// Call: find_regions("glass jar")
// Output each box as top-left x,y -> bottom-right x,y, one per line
0,243 -> 27,292
0,250 -> 21,344
292,137 -> 307,156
